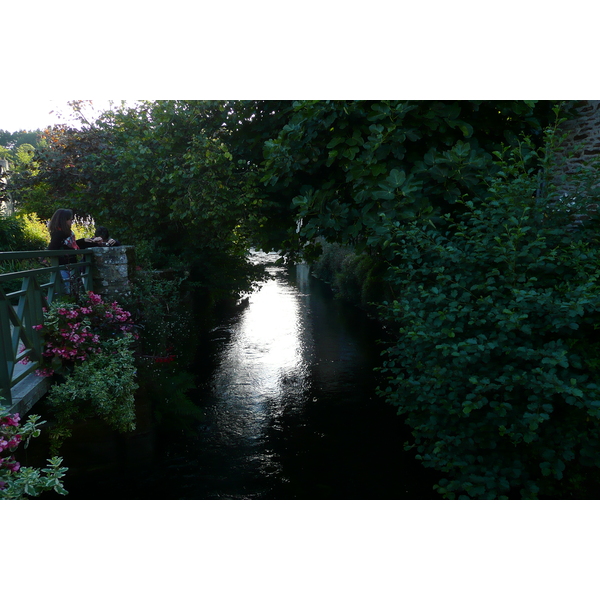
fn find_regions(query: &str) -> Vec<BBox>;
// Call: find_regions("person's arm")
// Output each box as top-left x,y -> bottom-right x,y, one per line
48,231 -> 66,250
77,237 -> 103,248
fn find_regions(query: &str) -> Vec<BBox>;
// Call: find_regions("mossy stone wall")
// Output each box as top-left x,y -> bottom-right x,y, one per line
90,246 -> 136,302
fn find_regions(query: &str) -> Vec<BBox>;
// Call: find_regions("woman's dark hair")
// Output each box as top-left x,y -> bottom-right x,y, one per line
48,209 -> 73,235
95,226 -> 109,240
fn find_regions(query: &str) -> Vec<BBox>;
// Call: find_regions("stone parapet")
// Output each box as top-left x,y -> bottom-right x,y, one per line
89,245 -> 136,302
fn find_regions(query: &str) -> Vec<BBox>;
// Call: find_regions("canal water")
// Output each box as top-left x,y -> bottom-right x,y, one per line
49,252 -> 438,499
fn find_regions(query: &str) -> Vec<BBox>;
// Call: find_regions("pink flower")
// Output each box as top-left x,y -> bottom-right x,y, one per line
87,292 -> 103,305
6,435 -> 22,450
1,414 -> 19,428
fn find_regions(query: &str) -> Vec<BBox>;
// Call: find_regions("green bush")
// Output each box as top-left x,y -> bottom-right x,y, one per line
128,269 -> 207,433
0,214 -> 49,294
46,335 -> 138,453
379,138 -> 600,499
311,241 -> 350,285
312,241 -> 389,310
0,215 -> 26,251
334,251 -> 388,309
15,212 -> 49,250
0,212 -> 54,252
33,292 -> 139,452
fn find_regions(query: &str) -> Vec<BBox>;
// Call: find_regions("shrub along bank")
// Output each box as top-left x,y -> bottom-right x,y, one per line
307,121 -> 600,498
376,132 -> 600,498
310,241 -> 390,312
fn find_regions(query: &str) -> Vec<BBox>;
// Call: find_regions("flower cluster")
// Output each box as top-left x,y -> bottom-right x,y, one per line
0,406 -> 68,499
31,291 -> 137,377
84,292 -> 135,333
0,413 -> 23,483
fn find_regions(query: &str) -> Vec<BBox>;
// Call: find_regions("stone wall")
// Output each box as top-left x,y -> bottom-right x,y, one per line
557,101 -> 600,175
89,245 -> 136,302
549,101 -> 600,227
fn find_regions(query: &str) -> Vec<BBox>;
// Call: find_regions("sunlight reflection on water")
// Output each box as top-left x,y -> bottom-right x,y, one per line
210,255 -> 314,447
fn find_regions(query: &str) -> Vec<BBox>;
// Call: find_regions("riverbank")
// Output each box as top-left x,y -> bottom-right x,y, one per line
309,241 -> 391,315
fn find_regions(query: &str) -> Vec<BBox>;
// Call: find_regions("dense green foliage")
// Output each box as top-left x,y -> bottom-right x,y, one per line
1,129 -> 44,211
16,101 -> 270,299
47,335 -> 138,452
0,214 -> 30,251
0,213 -> 50,294
260,100 -> 565,260
379,132 -> 600,498
129,269 -> 205,433
0,212 -> 54,254
310,241 -> 389,310
0,130 -> 42,150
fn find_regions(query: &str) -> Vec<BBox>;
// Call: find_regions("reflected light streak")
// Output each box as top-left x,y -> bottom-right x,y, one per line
211,263 -> 311,445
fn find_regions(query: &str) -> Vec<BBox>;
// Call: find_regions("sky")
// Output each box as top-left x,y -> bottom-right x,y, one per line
0,99 -> 123,133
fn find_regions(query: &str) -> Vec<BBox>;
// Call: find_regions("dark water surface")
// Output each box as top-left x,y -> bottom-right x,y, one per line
53,252 -> 438,499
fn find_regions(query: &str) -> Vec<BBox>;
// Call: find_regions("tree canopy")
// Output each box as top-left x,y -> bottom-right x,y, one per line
20,103 -> 260,280
16,100 -> 569,262
259,100 -> 568,259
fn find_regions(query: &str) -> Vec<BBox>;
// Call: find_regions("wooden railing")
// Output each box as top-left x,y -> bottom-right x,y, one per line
0,249 -> 94,406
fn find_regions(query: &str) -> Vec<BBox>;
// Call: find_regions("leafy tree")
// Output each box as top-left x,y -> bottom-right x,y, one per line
0,130 -> 12,147
14,143 -> 35,165
221,100 -> 296,249
378,126 -> 600,498
18,101 -> 268,296
1,130 -> 44,213
0,129 -> 42,150
260,100 -> 569,260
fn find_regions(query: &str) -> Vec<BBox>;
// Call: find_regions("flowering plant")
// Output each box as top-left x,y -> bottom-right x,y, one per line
0,407 -> 68,499
30,291 -> 137,377
26,291 -> 140,451
0,412 -> 22,474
